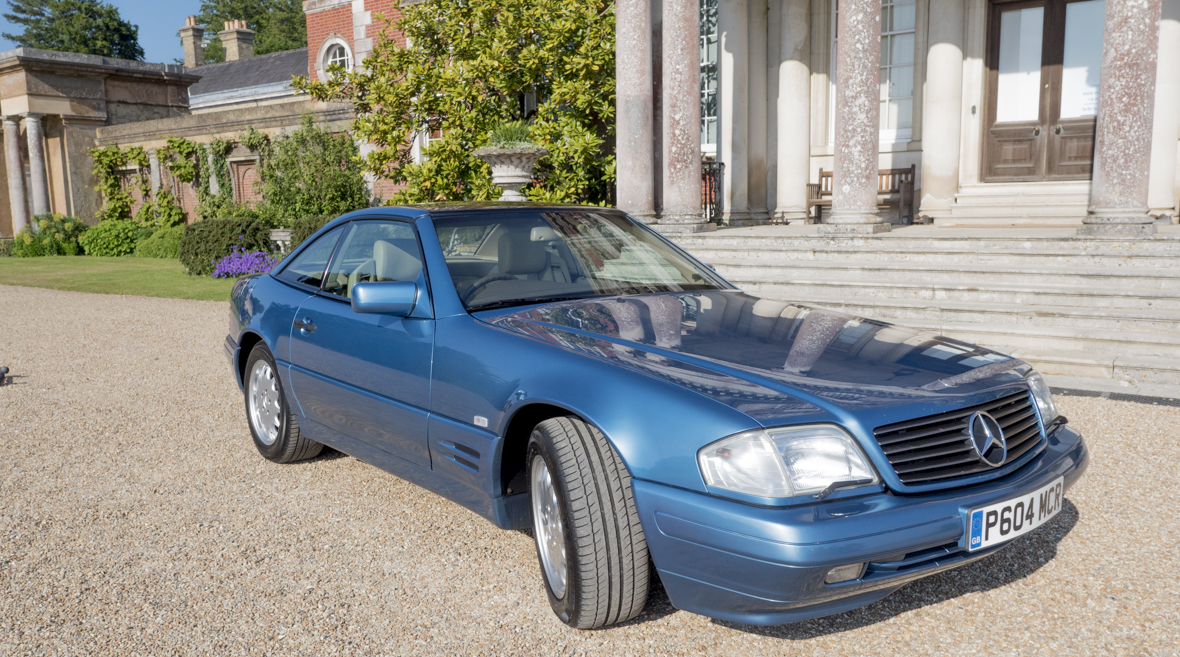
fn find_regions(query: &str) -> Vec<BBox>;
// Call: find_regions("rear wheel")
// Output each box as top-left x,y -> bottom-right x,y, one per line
244,344 -> 322,463
527,417 -> 650,629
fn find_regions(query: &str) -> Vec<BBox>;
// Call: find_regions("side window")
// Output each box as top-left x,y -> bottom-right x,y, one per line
274,225 -> 345,289
321,221 -> 424,299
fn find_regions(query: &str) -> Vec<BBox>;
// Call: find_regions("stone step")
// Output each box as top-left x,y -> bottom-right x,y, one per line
886,320 -> 1180,359
672,233 -> 1180,256
709,259 -> 1180,291
765,293 -> 1180,332
681,245 -> 1180,268
1003,350 -> 1180,385
730,278 -> 1180,311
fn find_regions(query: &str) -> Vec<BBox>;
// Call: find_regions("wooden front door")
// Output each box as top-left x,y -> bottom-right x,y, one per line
983,0 -> 1105,182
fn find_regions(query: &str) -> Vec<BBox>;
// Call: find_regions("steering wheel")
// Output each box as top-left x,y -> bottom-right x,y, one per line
462,273 -> 518,304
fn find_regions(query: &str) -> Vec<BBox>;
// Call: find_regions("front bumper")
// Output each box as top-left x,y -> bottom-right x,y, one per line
632,423 -> 1089,626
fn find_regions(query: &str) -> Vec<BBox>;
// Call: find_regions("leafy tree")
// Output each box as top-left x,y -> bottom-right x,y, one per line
293,0 -> 616,205
247,114 -> 371,224
3,0 -> 143,60
194,0 -> 306,64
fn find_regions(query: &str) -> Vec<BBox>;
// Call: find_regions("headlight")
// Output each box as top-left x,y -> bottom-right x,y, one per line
698,424 -> 878,500
1026,372 -> 1060,424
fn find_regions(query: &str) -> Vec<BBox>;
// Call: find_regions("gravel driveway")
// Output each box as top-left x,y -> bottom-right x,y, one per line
1,284 -> 1177,656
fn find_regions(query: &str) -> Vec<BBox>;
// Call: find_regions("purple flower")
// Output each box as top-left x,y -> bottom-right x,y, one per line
211,246 -> 280,278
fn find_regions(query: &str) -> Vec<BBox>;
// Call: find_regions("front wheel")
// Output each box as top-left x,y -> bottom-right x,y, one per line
244,344 -> 322,463
527,417 -> 650,629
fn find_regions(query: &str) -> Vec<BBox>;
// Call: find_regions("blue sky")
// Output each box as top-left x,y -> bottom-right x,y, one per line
0,0 -> 204,65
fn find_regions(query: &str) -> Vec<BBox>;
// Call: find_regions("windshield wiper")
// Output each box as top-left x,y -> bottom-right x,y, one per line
469,295 -> 598,312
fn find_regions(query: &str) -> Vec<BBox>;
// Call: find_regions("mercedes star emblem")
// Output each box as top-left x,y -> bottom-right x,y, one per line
968,411 -> 1007,467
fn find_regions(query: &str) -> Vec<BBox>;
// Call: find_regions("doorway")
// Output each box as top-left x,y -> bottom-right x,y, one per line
983,0 -> 1105,182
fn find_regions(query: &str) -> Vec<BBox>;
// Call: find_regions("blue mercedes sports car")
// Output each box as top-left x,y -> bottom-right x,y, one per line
225,205 -> 1088,628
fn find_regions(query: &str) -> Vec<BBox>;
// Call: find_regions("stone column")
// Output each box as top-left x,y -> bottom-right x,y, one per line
1081,0 -> 1163,236
774,0 -> 812,223
1147,0 -> 1180,220
822,0 -> 888,234
3,116 -> 28,234
747,0 -> 770,222
148,149 -> 162,194
918,0 -> 966,220
22,113 -> 50,218
719,0 -> 751,224
616,0 -> 656,222
658,0 -> 712,232
208,150 -> 220,196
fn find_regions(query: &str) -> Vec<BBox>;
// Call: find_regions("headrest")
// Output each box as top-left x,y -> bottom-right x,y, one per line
498,233 -> 548,275
374,240 -> 422,282
531,226 -> 560,242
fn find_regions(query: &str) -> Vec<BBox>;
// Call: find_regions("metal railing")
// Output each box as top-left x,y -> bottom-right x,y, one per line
702,160 -> 724,223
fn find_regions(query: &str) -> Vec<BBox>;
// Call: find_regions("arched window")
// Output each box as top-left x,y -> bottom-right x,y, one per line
325,43 -> 352,72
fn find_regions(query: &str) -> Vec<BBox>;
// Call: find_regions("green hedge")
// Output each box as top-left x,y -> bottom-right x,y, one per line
11,214 -> 89,257
79,220 -> 152,257
289,214 -> 333,251
178,217 -> 273,276
136,225 -> 186,259
0,238 -> 12,257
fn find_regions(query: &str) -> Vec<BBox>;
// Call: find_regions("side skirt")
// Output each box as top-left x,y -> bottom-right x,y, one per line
298,418 -> 532,530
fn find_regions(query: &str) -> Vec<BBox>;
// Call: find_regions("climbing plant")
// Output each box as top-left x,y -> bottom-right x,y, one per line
91,144 -> 149,222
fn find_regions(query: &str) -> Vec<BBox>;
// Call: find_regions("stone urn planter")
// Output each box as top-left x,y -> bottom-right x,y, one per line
269,228 -> 292,253
473,147 -> 549,201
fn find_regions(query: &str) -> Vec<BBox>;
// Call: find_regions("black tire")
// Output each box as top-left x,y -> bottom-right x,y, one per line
243,344 -> 322,463
527,417 -> 650,629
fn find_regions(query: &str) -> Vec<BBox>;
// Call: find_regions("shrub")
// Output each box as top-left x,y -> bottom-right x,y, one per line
11,214 -> 89,257
178,216 -> 272,276
291,0 -> 615,204
79,219 -> 150,257
0,239 -> 11,257
135,225 -> 185,259
250,115 -> 372,225
289,214 -> 333,251
211,247 -> 281,278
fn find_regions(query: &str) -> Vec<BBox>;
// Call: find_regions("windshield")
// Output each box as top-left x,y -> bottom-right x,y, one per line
432,209 -> 729,311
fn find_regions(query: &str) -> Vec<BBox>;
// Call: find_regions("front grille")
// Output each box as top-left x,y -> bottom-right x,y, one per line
872,390 -> 1044,485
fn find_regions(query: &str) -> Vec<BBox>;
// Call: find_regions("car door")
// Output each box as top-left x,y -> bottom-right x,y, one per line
287,219 -> 435,467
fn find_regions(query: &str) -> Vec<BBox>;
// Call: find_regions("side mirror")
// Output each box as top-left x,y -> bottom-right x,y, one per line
351,281 -> 418,316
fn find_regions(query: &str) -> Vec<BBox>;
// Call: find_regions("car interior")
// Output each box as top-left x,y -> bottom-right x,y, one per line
321,222 -> 424,299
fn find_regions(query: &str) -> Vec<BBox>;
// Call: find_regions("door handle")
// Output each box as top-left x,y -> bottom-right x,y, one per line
294,317 -> 316,334
1032,126 -> 1041,136
1054,125 -> 1062,134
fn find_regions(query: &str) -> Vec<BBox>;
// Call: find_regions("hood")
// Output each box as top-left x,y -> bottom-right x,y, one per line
485,291 -> 1031,425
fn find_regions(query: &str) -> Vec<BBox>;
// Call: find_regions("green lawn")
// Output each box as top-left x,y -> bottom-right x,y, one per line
0,256 -> 237,301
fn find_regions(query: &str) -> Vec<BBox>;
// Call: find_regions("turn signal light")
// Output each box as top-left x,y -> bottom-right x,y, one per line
824,563 -> 864,584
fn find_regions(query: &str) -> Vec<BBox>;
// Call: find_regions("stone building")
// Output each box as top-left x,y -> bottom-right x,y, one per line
619,0 -> 1180,236
0,49 -> 196,238
0,2 -> 400,238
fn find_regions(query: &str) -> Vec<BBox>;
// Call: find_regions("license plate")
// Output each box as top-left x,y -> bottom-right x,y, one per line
967,477 -> 1064,551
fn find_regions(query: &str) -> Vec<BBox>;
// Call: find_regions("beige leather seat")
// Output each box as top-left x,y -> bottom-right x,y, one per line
346,240 -> 423,296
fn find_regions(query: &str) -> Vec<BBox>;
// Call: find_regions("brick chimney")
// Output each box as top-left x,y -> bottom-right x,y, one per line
179,16 -> 204,68
219,20 -> 255,62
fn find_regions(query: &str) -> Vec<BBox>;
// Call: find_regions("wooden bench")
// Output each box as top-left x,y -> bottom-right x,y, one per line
806,165 -> 915,224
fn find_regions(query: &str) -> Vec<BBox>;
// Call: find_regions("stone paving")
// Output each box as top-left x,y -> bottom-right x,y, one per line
1,284 -> 1177,655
